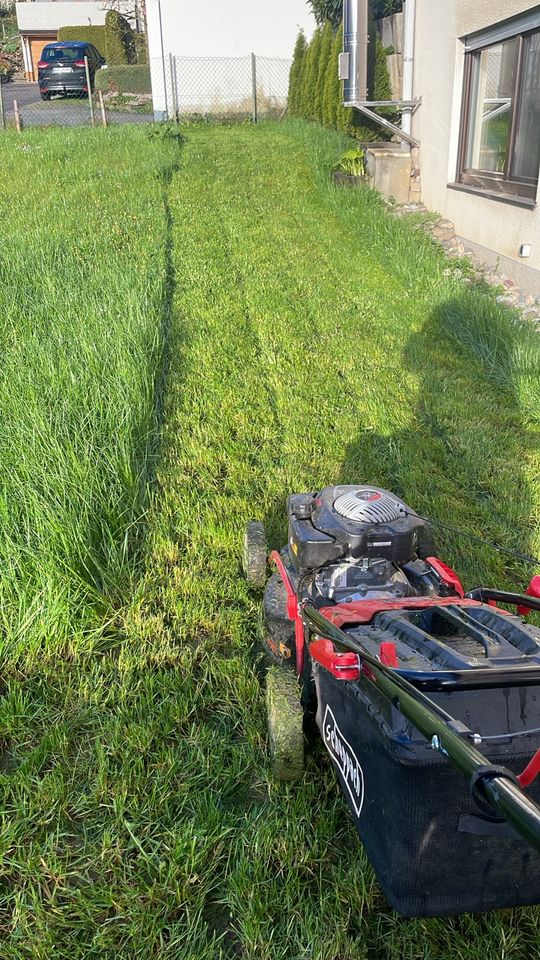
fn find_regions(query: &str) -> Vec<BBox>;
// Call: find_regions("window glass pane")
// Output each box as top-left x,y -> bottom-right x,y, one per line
466,38 -> 519,173
512,32 -> 540,181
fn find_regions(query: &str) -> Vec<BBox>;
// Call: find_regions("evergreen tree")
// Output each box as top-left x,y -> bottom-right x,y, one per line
300,26 -> 323,120
314,21 -> 333,123
288,29 -> 307,116
322,27 -> 341,130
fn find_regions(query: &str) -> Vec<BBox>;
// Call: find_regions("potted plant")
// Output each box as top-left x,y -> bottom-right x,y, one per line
332,146 -> 370,187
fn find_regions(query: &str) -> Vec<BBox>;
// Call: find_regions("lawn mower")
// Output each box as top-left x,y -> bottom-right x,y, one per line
243,485 -> 540,917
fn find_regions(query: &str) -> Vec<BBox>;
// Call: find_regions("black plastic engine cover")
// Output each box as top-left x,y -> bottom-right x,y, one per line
288,485 -> 430,575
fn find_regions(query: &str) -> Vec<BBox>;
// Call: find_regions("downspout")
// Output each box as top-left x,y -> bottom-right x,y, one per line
342,0 -> 420,148
401,0 -> 416,147
343,0 -> 368,104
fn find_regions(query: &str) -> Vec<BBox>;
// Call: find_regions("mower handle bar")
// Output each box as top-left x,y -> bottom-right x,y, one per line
301,601 -> 540,852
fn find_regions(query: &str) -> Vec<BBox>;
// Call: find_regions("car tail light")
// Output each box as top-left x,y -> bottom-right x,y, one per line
74,60 -> 86,67
37,60 -> 47,69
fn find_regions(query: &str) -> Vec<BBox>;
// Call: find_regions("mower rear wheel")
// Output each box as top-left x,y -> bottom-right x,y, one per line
266,665 -> 304,781
243,521 -> 267,589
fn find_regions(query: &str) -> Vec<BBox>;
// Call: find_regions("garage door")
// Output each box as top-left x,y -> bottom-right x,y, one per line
29,35 -> 57,82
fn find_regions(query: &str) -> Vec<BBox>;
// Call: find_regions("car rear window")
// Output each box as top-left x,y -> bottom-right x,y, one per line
42,46 -> 86,62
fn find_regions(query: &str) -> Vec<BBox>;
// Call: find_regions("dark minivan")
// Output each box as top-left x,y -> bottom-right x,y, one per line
37,42 -> 106,100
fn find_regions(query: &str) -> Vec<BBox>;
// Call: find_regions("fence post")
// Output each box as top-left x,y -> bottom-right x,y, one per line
251,52 -> 258,124
169,52 -> 178,122
173,55 -> 179,122
0,81 -> 4,131
84,57 -> 95,127
13,99 -> 21,133
98,89 -> 108,128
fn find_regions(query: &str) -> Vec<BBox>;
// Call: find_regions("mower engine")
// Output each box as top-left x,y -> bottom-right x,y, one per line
288,485 -> 439,604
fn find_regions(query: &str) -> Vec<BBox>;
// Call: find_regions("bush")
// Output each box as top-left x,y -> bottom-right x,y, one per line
134,32 -> 147,64
58,25 -> 107,58
0,55 -> 14,82
105,10 -> 134,65
95,64 -> 151,95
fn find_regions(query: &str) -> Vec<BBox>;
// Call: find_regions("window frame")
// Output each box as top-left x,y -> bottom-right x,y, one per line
456,24 -> 540,201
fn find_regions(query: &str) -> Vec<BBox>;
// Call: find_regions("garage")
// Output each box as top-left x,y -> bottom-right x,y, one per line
23,34 -> 57,81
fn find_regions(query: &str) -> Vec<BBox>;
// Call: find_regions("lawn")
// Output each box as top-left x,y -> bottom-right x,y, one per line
1,119 -> 540,959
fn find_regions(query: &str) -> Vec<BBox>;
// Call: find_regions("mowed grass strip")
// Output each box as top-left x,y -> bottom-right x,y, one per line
0,126 -> 180,663
2,121 -> 540,958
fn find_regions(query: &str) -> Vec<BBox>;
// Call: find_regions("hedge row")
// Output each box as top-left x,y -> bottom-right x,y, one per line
95,64 -> 151,95
58,13 -> 144,65
288,18 -> 395,141
57,25 -> 106,56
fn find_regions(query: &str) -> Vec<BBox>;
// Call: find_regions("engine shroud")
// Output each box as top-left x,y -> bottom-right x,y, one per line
287,485 -> 430,575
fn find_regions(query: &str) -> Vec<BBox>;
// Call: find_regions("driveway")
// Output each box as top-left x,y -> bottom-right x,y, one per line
2,80 -> 151,127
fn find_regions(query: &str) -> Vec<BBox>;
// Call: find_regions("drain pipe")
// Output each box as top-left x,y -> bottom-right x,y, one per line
342,0 -> 420,147
343,0 -> 369,104
401,0 -> 416,146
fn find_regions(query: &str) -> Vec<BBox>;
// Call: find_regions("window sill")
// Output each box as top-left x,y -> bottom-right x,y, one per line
447,182 -> 537,209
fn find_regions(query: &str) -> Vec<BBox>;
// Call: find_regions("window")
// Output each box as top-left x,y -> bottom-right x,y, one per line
457,20 -> 540,201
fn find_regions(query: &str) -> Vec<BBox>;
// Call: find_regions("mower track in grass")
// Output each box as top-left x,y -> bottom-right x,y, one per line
2,120 -> 540,958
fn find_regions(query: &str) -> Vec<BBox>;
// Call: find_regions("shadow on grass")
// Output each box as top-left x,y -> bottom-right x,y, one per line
264,291 -> 538,593
260,291 -> 540,941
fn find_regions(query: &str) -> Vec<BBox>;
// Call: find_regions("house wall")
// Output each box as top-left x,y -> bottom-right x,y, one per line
16,2 -> 107,32
146,0 -> 315,118
412,0 -> 540,278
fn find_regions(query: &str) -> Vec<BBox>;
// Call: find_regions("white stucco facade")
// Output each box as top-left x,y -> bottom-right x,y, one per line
146,0 -> 315,118
412,0 -> 540,281
16,2 -> 107,32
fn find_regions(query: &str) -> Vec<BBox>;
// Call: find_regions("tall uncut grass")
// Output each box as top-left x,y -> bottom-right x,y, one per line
0,126 -> 178,662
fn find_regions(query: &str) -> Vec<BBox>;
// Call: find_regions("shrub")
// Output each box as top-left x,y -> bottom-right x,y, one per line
134,32 -> 147,64
58,25 -> 107,58
105,10 -> 135,65
95,64 -> 151,95
0,55 -> 14,82
333,146 -> 367,176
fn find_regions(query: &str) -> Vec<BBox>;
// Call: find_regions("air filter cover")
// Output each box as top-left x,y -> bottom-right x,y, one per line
334,489 -> 404,524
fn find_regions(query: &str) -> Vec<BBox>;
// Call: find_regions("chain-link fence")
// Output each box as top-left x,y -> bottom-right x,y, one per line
0,73 -> 151,130
162,55 -> 291,122
0,53 -> 291,130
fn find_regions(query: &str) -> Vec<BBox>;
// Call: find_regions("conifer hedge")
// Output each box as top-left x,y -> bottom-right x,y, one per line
288,17 -> 394,141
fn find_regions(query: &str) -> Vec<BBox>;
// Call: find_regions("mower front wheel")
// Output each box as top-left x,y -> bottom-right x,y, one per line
266,665 -> 304,781
243,521 -> 267,589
